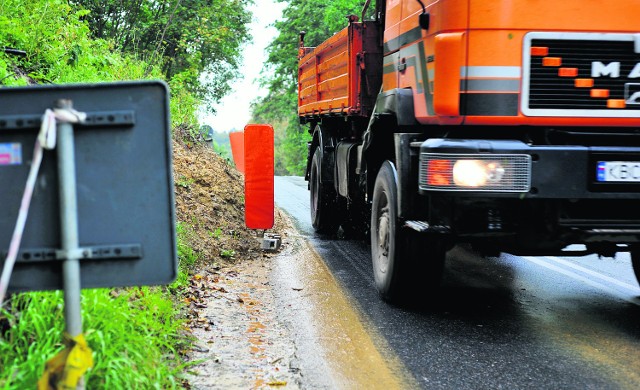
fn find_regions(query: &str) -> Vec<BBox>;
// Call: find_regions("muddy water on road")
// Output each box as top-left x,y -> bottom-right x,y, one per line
271,229 -> 416,389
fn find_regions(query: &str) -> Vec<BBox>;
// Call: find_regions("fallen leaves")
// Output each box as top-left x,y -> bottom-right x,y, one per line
184,261 -> 298,388
184,271 -> 228,330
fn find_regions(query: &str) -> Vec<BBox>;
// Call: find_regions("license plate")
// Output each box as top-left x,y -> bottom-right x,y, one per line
597,161 -> 640,182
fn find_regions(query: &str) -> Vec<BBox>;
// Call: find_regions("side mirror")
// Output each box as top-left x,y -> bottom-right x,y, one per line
419,13 -> 430,30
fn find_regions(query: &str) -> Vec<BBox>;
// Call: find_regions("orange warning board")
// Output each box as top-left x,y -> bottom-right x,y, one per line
244,124 -> 274,229
229,131 -> 245,173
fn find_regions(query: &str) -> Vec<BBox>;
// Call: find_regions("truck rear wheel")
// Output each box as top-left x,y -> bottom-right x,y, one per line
310,147 -> 338,234
371,161 -> 445,303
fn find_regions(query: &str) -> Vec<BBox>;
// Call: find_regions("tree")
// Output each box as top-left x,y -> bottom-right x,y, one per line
252,0 -> 366,175
72,0 -> 252,110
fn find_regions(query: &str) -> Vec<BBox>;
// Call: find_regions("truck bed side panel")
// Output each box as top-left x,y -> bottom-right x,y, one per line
298,22 -> 382,118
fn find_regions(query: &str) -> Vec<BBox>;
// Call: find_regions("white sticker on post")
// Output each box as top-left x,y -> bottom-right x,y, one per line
0,143 -> 22,165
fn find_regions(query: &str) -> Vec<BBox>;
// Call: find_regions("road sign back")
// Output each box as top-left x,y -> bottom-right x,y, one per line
0,81 -> 176,292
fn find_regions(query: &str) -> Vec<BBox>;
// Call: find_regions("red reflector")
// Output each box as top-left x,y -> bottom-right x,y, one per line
591,89 -> 610,98
244,124 -> 274,229
558,68 -> 578,77
427,160 -> 452,186
542,57 -> 562,67
574,78 -> 594,88
531,47 -> 549,56
607,99 -> 626,109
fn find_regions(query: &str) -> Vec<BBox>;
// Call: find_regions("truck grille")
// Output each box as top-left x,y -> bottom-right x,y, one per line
523,33 -> 640,117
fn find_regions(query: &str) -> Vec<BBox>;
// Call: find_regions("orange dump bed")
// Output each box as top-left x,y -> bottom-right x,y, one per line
298,21 -> 381,118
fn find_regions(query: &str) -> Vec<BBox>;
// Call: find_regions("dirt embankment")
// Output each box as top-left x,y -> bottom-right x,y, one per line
173,139 -> 260,263
172,139 -> 301,389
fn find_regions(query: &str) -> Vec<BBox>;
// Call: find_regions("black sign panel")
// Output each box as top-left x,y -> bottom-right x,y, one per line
0,81 -> 176,291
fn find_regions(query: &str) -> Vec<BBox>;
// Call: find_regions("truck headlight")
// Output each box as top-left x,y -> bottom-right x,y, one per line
453,160 -> 505,187
420,154 -> 531,192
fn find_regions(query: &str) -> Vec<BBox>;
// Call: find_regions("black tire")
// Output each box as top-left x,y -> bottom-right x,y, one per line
310,147 -> 338,234
371,161 -> 445,302
631,249 -> 640,287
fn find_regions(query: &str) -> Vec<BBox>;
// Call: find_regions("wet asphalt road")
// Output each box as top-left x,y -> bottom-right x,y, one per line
274,176 -> 640,390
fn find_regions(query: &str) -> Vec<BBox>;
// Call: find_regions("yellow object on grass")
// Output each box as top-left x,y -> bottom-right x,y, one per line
38,333 -> 94,390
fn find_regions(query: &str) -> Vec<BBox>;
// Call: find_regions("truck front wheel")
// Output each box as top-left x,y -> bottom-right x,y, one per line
371,161 -> 445,303
310,147 -> 338,234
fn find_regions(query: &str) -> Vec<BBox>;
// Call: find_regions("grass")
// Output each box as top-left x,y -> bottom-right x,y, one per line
208,227 -> 223,240
0,227 -> 199,389
175,175 -> 196,189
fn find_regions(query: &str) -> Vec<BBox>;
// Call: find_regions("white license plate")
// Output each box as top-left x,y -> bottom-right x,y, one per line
597,161 -> 640,182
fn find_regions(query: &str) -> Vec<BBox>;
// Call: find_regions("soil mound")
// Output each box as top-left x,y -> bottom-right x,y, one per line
172,139 -> 260,264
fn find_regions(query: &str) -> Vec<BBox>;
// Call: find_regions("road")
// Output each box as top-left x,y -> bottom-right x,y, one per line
274,175 -> 640,390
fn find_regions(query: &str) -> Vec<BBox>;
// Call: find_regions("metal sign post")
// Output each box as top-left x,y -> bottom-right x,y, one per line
56,99 -> 83,339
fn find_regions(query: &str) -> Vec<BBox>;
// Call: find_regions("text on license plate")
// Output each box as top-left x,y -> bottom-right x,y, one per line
597,161 -> 640,182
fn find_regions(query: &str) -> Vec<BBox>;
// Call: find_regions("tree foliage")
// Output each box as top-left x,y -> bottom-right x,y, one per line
0,0 -> 151,85
252,0 -> 366,175
72,0 -> 252,110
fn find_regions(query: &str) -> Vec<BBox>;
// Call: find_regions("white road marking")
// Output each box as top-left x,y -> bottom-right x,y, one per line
522,256 -> 640,306
545,256 -> 640,293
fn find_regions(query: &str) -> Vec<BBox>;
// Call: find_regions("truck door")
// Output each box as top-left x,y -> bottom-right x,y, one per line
398,0 -> 433,119
382,0 -> 402,93
398,0 -> 469,124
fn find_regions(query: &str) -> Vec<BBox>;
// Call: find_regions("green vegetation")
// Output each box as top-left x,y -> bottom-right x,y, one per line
209,227 -> 223,240
73,0 -> 251,112
0,224 -> 198,389
0,0 -> 250,387
211,132 -> 233,161
176,175 -> 196,189
1,0 -> 250,136
0,270 -> 195,388
252,0 -> 367,175
199,124 -> 233,161
220,249 -> 236,259
0,0 -> 151,83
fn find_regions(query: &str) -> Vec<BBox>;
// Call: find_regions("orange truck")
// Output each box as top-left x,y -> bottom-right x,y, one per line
298,0 -> 640,302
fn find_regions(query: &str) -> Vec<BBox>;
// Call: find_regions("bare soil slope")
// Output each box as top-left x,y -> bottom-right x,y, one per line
173,140 -> 260,263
